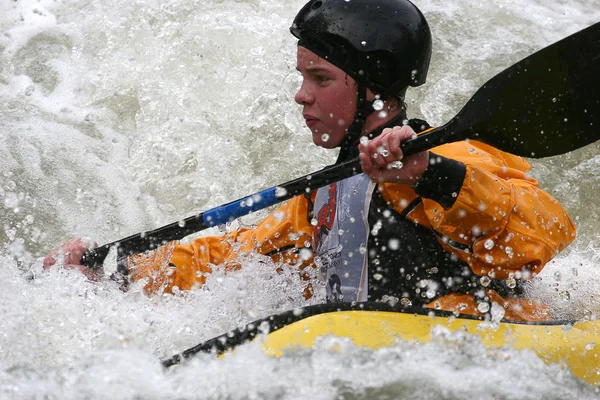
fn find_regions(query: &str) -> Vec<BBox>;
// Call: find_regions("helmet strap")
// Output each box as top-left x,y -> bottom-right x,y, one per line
335,82 -> 375,163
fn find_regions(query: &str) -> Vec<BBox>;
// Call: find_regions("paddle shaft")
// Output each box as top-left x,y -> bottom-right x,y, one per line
81,21 -> 600,268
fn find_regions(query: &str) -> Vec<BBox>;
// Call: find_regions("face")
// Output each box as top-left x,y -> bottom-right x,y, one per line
295,47 -> 358,148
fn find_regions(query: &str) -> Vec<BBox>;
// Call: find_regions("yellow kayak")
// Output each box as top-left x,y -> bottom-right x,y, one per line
163,302 -> 600,386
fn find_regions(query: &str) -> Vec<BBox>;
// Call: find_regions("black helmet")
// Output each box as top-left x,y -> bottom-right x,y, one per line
290,0 -> 432,99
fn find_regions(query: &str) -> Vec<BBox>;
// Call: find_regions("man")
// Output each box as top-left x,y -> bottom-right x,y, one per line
44,0 -> 575,321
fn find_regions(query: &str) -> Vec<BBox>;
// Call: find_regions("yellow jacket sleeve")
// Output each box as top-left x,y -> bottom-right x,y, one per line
127,195 -> 314,295
379,140 -> 576,281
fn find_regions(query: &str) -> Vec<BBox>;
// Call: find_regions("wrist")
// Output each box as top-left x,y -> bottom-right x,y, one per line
412,153 -> 466,208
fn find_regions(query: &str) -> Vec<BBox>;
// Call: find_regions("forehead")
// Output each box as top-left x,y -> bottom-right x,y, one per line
296,46 -> 337,70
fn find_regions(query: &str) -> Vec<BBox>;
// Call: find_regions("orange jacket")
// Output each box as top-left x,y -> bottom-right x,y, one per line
127,140 -> 575,321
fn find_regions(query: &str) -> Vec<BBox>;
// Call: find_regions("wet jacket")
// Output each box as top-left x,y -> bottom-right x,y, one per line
125,122 -> 576,321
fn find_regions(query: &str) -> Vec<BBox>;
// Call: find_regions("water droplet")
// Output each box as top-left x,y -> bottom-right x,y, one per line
388,238 -> 400,250
293,308 -> 304,316
410,69 -> 418,81
484,239 -> 495,250
559,290 -> 571,301
360,41 -> 367,47
506,277 -> 516,288
310,218 -> 318,226
274,211 -> 285,222
321,133 -> 329,142
275,187 -> 288,197
377,146 -> 389,157
480,276 -> 491,287
554,271 -> 562,281
477,302 -> 490,313
373,99 -> 384,110
299,248 -> 313,260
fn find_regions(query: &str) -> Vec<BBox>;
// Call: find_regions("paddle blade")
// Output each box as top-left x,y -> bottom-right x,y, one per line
443,21 -> 600,158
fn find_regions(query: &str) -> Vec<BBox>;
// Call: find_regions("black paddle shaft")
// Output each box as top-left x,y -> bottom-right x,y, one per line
81,21 -> 600,269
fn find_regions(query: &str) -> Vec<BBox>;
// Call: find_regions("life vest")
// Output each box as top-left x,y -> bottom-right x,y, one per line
311,118 -> 522,306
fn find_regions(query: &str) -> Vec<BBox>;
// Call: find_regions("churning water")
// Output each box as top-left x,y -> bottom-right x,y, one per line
1,0 -> 600,398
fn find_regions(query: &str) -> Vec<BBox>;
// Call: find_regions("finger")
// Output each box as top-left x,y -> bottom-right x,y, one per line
368,139 -> 389,168
359,146 -> 373,173
388,130 -> 404,160
64,238 -> 95,265
43,254 -> 57,269
68,240 -> 94,262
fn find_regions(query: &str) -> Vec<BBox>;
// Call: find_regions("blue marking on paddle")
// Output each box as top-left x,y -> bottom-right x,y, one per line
202,187 -> 284,227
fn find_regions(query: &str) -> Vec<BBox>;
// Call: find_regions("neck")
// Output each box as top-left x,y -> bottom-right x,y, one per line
361,105 -> 403,137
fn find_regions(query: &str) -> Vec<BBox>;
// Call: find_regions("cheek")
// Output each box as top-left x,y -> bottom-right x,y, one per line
326,88 -> 356,128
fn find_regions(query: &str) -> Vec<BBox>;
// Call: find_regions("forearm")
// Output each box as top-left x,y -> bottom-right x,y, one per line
125,195 -> 315,295
421,161 -> 576,278
126,235 -> 238,295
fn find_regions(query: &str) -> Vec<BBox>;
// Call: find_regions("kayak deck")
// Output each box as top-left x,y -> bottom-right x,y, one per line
163,302 -> 600,386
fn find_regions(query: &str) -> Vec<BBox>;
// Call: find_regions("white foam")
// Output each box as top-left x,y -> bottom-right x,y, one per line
1,0 -> 600,397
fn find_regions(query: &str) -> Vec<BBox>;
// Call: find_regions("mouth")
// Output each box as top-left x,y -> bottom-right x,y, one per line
304,114 -> 319,128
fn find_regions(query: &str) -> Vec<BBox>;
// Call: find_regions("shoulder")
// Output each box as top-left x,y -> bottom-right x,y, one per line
431,140 -> 532,173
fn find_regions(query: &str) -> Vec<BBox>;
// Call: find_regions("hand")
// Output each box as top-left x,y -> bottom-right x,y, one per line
43,237 -> 103,281
358,125 -> 429,184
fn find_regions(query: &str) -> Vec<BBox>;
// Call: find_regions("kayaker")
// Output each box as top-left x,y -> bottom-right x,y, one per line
43,0 -> 576,321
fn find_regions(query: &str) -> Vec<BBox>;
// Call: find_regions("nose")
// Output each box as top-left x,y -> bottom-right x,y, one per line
295,80 -> 314,105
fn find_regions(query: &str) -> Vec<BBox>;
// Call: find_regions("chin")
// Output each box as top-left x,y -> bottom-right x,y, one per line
314,140 -> 338,149
312,133 -> 342,149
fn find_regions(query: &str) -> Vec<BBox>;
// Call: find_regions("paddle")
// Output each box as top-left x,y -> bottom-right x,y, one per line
81,21 -> 600,269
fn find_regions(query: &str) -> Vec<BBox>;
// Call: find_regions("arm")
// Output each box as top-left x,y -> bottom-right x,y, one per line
126,194 -> 315,295
380,139 -> 576,280
43,195 -> 315,296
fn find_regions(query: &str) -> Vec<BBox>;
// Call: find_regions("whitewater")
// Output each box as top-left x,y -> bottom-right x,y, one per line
1,0 -> 600,398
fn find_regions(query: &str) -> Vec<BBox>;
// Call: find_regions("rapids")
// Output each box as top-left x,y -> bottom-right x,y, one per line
1,0 -> 600,398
